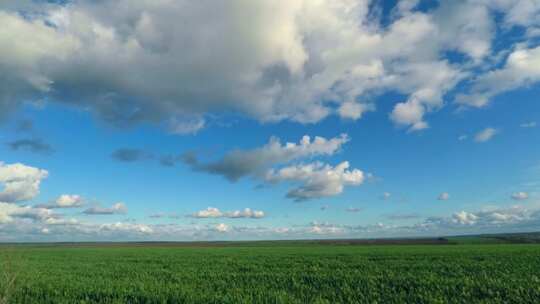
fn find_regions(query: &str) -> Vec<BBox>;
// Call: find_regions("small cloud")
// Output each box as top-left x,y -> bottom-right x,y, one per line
438,192 -> 450,201
215,223 -> 230,233
474,128 -> 498,143
190,207 -> 265,219
520,122 -> 536,128
386,213 -> 421,220
167,116 -> 206,135
37,194 -> 84,209
7,138 -> 54,154
382,192 -> 391,200
511,192 -> 529,201
111,149 -> 153,162
458,135 -> 468,141
159,154 -> 183,167
83,203 -> 127,215
346,207 -> 361,213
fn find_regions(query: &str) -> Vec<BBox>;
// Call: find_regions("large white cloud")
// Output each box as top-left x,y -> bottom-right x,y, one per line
0,162 -> 48,202
0,1 -> 535,130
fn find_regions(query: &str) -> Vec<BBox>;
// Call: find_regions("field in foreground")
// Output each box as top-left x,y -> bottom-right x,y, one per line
1,241 -> 540,303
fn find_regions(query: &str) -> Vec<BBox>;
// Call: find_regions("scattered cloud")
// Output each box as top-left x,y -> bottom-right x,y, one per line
474,128 -> 498,143
111,149 -> 153,163
511,192 -> 529,201
438,192 -> 450,201
7,138 -> 54,154
184,134 -> 349,182
386,213 -> 421,220
457,46 -> 540,108
265,161 -> 364,201
520,122 -> 537,128
0,162 -> 48,202
191,207 -> 264,219
83,203 -> 127,215
214,223 -> 230,233
37,194 -> 84,209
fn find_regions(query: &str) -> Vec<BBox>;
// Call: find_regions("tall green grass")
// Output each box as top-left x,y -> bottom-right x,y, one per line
2,244 -> 540,303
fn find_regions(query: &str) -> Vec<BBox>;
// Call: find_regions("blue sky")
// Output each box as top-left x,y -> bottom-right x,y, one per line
0,0 -> 539,241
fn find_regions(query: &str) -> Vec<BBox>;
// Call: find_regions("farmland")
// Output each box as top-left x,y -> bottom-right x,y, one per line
1,239 -> 540,303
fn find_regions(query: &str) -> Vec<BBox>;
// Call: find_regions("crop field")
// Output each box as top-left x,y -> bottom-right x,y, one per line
1,241 -> 540,303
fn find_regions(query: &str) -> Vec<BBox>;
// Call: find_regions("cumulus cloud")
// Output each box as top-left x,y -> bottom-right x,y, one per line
6,138 -> 54,154
474,128 -> 498,142
511,192 -> 529,200
99,222 -> 153,234
438,192 -> 450,201
37,194 -> 84,209
265,161 -> 364,201
0,162 -> 48,202
0,1 -> 535,130
457,46 -> 540,108
83,202 -> 127,215
214,223 -> 230,233
184,134 -> 349,181
423,205 -> 540,229
191,207 -> 264,219
0,202 -> 53,224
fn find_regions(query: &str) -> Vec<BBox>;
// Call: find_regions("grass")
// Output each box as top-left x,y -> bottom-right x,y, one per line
1,243 -> 540,303
0,248 -> 19,304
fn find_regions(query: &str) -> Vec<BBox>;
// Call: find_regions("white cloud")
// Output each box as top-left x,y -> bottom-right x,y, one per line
511,192 -> 529,200
0,202 -> 52,223
215,223 -> 230,233
346,207 -> 361,213
265,161 -> 364,201
184,134 -> 349,181
83,202 -> 127,215
382,192 -> 391,200
0,162 -> 48,202
0,1 -> 534,130
474,128 -> 498,142
99,222 -> 153,234
520,122 -> 537,128
458,135 -> 468,141
438,192 -> 450,201
191,207 -> 265,219
38,194 -> 84,209
451,211 -> 478,225
337,102 -> 374,120
457,46 -> 540,108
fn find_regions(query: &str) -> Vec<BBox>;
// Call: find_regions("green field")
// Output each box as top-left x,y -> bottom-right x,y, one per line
1,242 -> 540,303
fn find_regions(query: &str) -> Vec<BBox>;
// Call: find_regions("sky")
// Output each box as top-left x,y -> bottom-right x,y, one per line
0,0 -> 539,241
